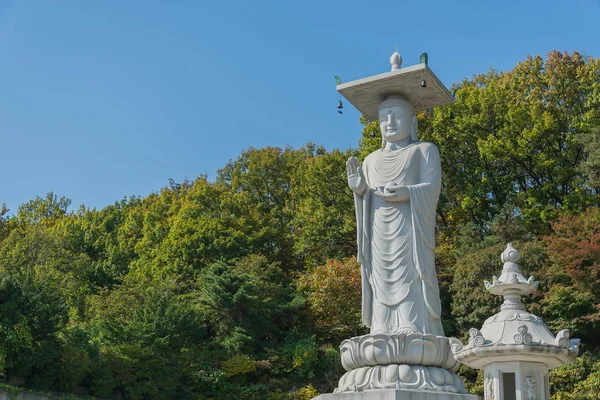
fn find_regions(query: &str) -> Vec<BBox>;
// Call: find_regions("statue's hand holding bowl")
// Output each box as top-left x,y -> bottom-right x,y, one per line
384,182 -> 400,193
374,182 -> 410,203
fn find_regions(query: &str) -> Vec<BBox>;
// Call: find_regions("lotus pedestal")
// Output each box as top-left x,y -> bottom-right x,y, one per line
313,333 -> 480,400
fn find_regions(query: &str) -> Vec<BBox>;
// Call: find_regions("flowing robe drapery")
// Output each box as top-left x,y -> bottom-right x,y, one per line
354,141 -> 444,336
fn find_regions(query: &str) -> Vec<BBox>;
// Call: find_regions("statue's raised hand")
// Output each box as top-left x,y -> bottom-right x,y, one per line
346,156 -> 367,195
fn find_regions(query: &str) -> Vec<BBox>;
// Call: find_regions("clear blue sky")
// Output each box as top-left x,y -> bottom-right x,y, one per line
2,0 -> 599,213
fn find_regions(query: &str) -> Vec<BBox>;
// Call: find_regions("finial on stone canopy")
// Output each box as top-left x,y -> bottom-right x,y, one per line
390,50 -> 402,71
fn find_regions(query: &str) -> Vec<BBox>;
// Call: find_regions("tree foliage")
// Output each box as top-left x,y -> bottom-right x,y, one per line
417,51 -> 600,234
296,257 -> 366,342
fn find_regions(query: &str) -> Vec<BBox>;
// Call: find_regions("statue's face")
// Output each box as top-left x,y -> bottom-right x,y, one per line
379,105 -> 415,143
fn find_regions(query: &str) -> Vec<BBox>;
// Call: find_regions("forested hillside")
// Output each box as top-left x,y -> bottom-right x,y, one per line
1,51 -> 599,399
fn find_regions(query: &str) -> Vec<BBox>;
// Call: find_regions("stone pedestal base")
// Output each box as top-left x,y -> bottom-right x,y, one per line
313,388 -> 480,400
336,333 -> 467,394
337,364 -> 466,393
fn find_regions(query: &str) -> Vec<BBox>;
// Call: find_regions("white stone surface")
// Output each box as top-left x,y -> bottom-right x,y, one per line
346,95 -> 443,336
390,51 -> 402,70
340,333 -> 460,371
333,51 -> 467,398
451,244 -> 580,400
452,244 -> 579,370
483,243 -> 538,297
336,53 -> 453,121
336,364 -> 467,394
313,388 -> 480,400
452,341 -> 578,371
480,361 -> 549,400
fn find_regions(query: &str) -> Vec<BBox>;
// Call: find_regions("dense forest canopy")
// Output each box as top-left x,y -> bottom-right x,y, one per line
0,51 -> 599,399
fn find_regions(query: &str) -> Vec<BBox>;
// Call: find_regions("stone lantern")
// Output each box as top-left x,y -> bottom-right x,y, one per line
451,244 -> 580,400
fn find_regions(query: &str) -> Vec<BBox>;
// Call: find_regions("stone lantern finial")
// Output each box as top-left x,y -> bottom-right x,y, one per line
501,242 -> 520,263
484,243 -> 538,312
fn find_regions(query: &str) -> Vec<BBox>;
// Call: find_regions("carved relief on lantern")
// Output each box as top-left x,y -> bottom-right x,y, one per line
484,373 -> 495,400
524,371 -> 538,400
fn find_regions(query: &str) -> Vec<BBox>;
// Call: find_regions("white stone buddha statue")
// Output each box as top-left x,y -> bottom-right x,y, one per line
346,94 -> 443,336
315,52 -> 477,398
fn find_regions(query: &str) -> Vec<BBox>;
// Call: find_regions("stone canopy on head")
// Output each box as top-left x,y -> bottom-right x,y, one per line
336,50 -> 454,121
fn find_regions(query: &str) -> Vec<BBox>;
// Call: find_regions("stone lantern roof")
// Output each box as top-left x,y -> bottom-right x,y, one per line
451,243 -> 580,370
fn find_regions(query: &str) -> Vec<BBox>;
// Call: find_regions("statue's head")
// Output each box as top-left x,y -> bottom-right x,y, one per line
378,95 -> 418,147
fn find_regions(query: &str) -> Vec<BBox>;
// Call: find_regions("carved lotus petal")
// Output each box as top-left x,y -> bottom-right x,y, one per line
422,340 -> 438,365
372,338 -> 391,365
407,338 -> 425,365
336,364 -> 468,394
339,333 -> 461,372
449,337 -> 464,353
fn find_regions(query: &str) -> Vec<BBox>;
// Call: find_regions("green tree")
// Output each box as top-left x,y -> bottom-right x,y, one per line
416,51 -> 600,235
290,144 -> 357,266
199,255 -> 294,354
0,223 -> 77,387
579,127 -> 600,190
17,193 -> 71,225
296,257 -> 365,342
533,207 -> 600,346
217,146 -> 307,268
